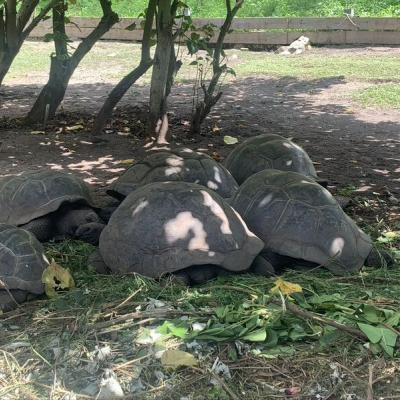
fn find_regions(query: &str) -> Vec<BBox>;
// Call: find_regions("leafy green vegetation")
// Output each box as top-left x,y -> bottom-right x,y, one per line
1,232 -> 399,399
353,84 -> 400,109
66,0 -> 400,17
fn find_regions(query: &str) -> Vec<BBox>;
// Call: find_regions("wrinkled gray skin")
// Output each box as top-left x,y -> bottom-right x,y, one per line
108,148 -> 239,201
0,224 -> 47,311
0,171 -> 105,245
224,134 -> 319,185
96,182 -> 265,284
231,169 -> 376,275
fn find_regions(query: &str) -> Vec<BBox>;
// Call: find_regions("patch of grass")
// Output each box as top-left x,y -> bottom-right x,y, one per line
4,42 -> 52,80
353,84 -> 400,109
234,52 -> 400,82
7,42 -> 400,87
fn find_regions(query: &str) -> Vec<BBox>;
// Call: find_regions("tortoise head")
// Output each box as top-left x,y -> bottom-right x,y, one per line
56,206 -> 105,245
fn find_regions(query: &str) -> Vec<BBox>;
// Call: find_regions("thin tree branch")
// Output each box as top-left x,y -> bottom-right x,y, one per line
22,0 -> 60,40
273,299 -> 368,341
17,0 -> 39,33
70,0 -> 118,70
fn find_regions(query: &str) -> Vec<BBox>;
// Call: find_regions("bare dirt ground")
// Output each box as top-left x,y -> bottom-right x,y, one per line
1,45 -> 400,227
1,44 -> 400,400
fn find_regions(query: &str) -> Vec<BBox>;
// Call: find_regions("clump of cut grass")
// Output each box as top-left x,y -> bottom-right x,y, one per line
1,231 -> 399,399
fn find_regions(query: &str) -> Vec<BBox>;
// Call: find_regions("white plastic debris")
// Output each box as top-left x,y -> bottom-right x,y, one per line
97,370 -> 124,399
211,357 -> 232,384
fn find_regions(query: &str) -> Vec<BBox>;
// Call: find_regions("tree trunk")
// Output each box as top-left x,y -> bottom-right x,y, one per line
26,0 -> 118,124
0,51 -> 16,86
92,0 -> 157,134
26,2 -> 70,123
190,0 -> 243,134
147,0 -> 173,141
92,60 -> 153,134
26,57 -> 72,124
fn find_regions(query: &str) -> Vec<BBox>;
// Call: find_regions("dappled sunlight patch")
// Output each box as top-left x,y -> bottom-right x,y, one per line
207,181 -> 218,190
329,237 -> 345,257
165,166 -> 183,176
68,156 -> 114,172
259,193 -> 274,207
213,166 -> 222,183
164,211 -> 209,251
131,200 -> 149,217
47,163 -> 64,171
201,190 -> 232,235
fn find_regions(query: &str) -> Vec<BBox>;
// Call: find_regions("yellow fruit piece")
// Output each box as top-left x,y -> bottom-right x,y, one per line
271,278 -> 302,296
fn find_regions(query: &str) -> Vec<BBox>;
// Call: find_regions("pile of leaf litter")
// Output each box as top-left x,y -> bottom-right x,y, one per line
0,231 -> 399,400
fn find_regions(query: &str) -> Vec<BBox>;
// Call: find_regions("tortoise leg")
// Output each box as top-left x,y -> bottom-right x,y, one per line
21,216 -> 55,242
88,250 -> 110,274
173,271 -> 191,286
186,265 -> 220,285
250,255 -> 276,277
0,289 -> 29,312
365,248 -> 394,268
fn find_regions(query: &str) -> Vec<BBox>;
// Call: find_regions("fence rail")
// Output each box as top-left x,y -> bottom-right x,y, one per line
30,17 -> 400,46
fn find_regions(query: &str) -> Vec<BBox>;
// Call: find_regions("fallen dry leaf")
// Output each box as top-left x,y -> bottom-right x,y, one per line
42,260 -> 75,298
119,159 -> 135,166
271,278 -> 302,296
161,350 -> 198,370
223,135 -> 239,145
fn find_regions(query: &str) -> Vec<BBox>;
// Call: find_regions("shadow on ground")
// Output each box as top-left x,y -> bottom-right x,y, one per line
1,75 -> 399,221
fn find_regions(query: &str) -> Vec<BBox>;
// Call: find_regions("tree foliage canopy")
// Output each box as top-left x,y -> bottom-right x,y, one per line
66,0 -> 400,17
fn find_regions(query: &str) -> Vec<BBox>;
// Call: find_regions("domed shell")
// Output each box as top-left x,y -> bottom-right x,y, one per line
0,170 -> 93,226
100,182 -> 263,277
108,149 -> 239,200
230,170 -> 372,275
0,224 -> 47,294
224,134 -> 318,185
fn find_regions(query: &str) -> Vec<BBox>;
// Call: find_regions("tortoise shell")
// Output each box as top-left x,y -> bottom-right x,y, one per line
224,134 -> 318,185
99,182 -> 263,277
0,170 -> 93,226
230,170 -> 372,275
108,149 -> 239,200
0,224 -> 47,295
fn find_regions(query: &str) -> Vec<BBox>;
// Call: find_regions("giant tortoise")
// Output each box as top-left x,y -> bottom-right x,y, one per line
230,169 -> 382,275
0,224 -> 48,311
92,182 -> 265,284
0,170 -> 105,244
224,134 -> 321,185
107,148 -> 239,201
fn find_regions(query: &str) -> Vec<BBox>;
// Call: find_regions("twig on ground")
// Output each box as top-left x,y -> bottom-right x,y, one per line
91,309 -> 210,331
367,364 -> 374,400
208,369 -> 240,400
